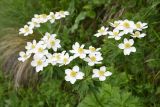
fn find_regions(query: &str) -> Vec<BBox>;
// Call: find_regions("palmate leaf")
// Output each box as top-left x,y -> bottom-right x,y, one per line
78,84 -> 142,107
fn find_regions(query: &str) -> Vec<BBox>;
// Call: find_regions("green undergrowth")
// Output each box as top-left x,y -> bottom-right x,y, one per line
0,0 -> 160,107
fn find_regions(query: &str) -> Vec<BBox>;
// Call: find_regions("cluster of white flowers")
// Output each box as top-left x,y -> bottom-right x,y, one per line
69,42 -> 103,66
19,11 -> 69,36
94,19 -> 148,55
18,36 -> 111,83
18,11 -> 112,84
18,32 -> 73,72
65,66 -> 112,84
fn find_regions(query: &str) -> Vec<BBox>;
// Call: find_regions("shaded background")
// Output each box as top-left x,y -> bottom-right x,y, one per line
0,0 -> 160,107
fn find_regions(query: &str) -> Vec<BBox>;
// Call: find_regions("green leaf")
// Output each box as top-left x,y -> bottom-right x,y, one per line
78,84 -> 142,107
71,11 -> 87,33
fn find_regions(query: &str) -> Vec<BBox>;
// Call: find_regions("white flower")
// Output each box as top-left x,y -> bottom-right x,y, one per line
109,20 -> 122,28
25,40 -> 37,54
45,35 -> 61,51
33,14 -> 41,23
19,25 -> 33,36
88,46 -> 101,55
131,31 -> 146,38
35,42 -> 48,56
46,53 -> 57,65
42,32 -> 52,42
18,51 -> 31,62
70,42 -> 88,59
59,52 -> 73,66
118,38 -> 136,55
135,22 -> 148,31
92,66 -> 112,81
84,53 -> 103,66
55,11 -> 69,19
48,12 -> 56,23
28,18 -> 40,28
39,14 -> 49,23
108,29 -> 124,40
52,53 -> 62,64
116,20 -> 135,34
94,26 -> 108,37
65,66 -> 84,84
31,55 -> 48,72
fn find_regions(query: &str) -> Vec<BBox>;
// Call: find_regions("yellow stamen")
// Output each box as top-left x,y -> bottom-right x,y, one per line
37,60 -> 42,65
70,71 -> 77,77
136,23 -> 141,28
31,45 -> 35,49
41,14 -> 47,18
55,54 -> 60,60
113,32 -> 119,36
78,48 -> 84,54
98,70 -> 105,76
90,47 -> 96,52
50,40 -> 55,46
38,48 -> 43,52
123,22 -> 130,28
114,22 -> 119,27
90,56 -> 96,62
60,11 -> 64,14
63,58 -> 68,63
23,54 -> 27,58
24,27 -> 29,32
99,29 -> 105,33
51,15 -> 55,19
134,31 -> 140,37
125,43 -> 131,48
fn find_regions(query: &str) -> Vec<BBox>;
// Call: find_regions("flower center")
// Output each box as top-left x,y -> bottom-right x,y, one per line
55,54 -> 60,60
70,71 -> 77,77
63,58 -> 68,63
98,70 -> 105,76
31,44 -> 35,49
123,22 -> 130,28
60,11 -> 64,14
41,14 -> 47,18
125,43 -> 131,48
134,31 -> 140,37
33,22 -> 38,25
90,56 -> 96,62
90,47 -> 96,52
114,22 -> 119,27
51,15 -> 55,19
136,23 -> 141,28
50,40 -> 55,46
113,32 -> 119,36
78,48 -> 84,54
38,48 -> 43,52
99,29 -> 105,33
24,27 -> 29,32
37,60 -> 42,65
36,15 -> 41,19
23,54 -> 27,58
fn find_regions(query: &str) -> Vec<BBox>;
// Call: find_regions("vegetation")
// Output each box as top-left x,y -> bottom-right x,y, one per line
0,0 -> 160,107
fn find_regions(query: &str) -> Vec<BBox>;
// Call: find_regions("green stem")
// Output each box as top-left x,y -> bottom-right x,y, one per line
56,20 -> 62,34
37,29 -> 43,36
92,88 -> 104,107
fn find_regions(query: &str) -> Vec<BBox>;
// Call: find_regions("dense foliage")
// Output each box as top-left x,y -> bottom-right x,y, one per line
0,0 -> 160,107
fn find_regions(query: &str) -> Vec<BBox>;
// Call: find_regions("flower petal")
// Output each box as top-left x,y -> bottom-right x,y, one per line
76,72 -> 84,79
104,71 -> 112,76
99,76 -> 106,81
124,48 -> 131,55
118,43 -> 125,49
65,69 -> 71,74
73,66 -> 79,72
100,66 -> 106,71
